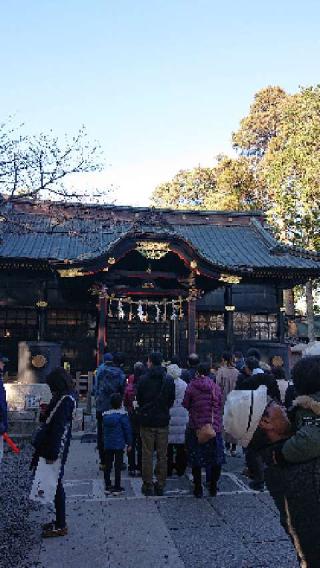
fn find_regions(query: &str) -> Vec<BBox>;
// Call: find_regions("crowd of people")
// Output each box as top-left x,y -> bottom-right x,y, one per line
92,347 -> 293,499
2,346 -> 320,566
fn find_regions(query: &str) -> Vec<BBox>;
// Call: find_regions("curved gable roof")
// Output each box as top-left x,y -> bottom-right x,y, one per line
0,202 -> 319,276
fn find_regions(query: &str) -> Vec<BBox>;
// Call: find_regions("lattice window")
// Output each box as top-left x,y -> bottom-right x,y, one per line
107,320 -> 173,363
197,313 -> 225,332
234,313 -> 277,340
197,311 -> 277,341
0,308 -> 37,340
47,309 -> 96,340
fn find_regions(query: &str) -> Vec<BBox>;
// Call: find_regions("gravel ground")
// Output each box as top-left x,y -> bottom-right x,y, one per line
0,443 -> 41,568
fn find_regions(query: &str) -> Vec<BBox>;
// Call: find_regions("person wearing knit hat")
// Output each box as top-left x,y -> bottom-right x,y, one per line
95,352 -> 126,469
167,364 -> 188,477
224,356 -> 320,567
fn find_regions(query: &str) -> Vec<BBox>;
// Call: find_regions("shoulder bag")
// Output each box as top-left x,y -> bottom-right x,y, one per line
196,390 -> 216,444
31,395 -> 75,452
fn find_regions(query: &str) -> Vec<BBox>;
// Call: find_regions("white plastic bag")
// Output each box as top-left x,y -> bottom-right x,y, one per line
30,457 -> 61,504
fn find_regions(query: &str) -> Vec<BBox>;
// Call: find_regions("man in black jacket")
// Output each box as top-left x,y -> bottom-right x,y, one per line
181,353 -> 199,384
137,352 -> 175,496
236,357 -> 281,490
236,357 -> 281,401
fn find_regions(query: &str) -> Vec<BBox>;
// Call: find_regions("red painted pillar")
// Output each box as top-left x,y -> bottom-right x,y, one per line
188,298 -> 197,354
97,296 -> 107,365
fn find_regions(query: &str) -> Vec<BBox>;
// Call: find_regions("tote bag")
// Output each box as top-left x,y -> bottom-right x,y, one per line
30,457 -> 62,504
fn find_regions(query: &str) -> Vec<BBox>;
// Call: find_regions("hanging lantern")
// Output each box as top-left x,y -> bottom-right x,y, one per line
162,300 -> 167,322
118,298 -> 125,320
155,303 -> 161,323
170,300 -> 178,320
137,301 -> 145,322
128,299 -> 133,322
178,296 -> 183,320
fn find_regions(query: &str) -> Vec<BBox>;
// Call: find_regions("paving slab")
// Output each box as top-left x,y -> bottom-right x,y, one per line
64,440 -> 100,481
210,494 -> 286,542
33,502 -> 111,568
245,541 -> 300,568
101,499 -> 185,568
24,438 -> 299,568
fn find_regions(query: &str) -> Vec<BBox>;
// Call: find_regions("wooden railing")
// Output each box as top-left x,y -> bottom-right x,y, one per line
75,371 -> 94,415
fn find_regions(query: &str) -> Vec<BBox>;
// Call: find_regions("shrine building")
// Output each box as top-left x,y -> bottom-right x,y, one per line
0,200 -> 319,375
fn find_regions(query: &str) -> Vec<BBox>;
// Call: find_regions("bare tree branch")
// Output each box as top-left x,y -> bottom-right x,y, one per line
0,119 -> 113,240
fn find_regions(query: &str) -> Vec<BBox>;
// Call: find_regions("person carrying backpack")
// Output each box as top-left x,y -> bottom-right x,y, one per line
95,353 -> 126,468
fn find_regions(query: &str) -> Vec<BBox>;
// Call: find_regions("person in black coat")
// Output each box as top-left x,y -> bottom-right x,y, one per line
31,368 -> 76,538
236,357 -> 281,490
137,352 -> 175,496
236,357 -> 281,402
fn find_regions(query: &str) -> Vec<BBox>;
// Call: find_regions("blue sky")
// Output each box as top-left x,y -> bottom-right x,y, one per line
1,0 -> 319,205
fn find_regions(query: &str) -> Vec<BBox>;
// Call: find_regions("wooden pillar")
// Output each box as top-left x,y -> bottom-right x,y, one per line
36,309 -> 42,342
86,371 -> 94,415
224,285 -> 234,350
187,299 -> 197,354
276,287 -> 285,343
172,319 -> 178,357
306,280 -> 316,342
75,371 -> 81,394
97,296 -> 107,365
36,303 -> 48,341
283,288 -> 295,317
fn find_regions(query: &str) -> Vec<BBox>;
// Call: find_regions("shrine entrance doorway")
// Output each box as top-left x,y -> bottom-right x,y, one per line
106,318 -> 187,365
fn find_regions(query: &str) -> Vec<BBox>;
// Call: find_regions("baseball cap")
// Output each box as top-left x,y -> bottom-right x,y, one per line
103,353 -> 113,363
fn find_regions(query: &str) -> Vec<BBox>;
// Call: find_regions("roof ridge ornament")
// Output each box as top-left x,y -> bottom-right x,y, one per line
219,274 -> 242,284
136,241 -> 170,260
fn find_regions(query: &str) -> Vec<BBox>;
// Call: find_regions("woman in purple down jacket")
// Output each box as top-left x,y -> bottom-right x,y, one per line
182,362 -> 225,498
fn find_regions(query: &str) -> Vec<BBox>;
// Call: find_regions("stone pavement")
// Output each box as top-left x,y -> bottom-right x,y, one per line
26,438 -> 299,568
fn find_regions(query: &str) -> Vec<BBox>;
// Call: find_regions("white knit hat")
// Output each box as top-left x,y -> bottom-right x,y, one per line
167,364 -> 182,380
223,386 -> 268,448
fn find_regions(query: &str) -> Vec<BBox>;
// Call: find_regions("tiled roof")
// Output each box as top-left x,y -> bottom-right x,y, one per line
0,205 -> 319,274
174,224 -> 319,270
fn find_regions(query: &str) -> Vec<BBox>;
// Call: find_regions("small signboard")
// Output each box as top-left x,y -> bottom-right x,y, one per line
25,394 -> 40,410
